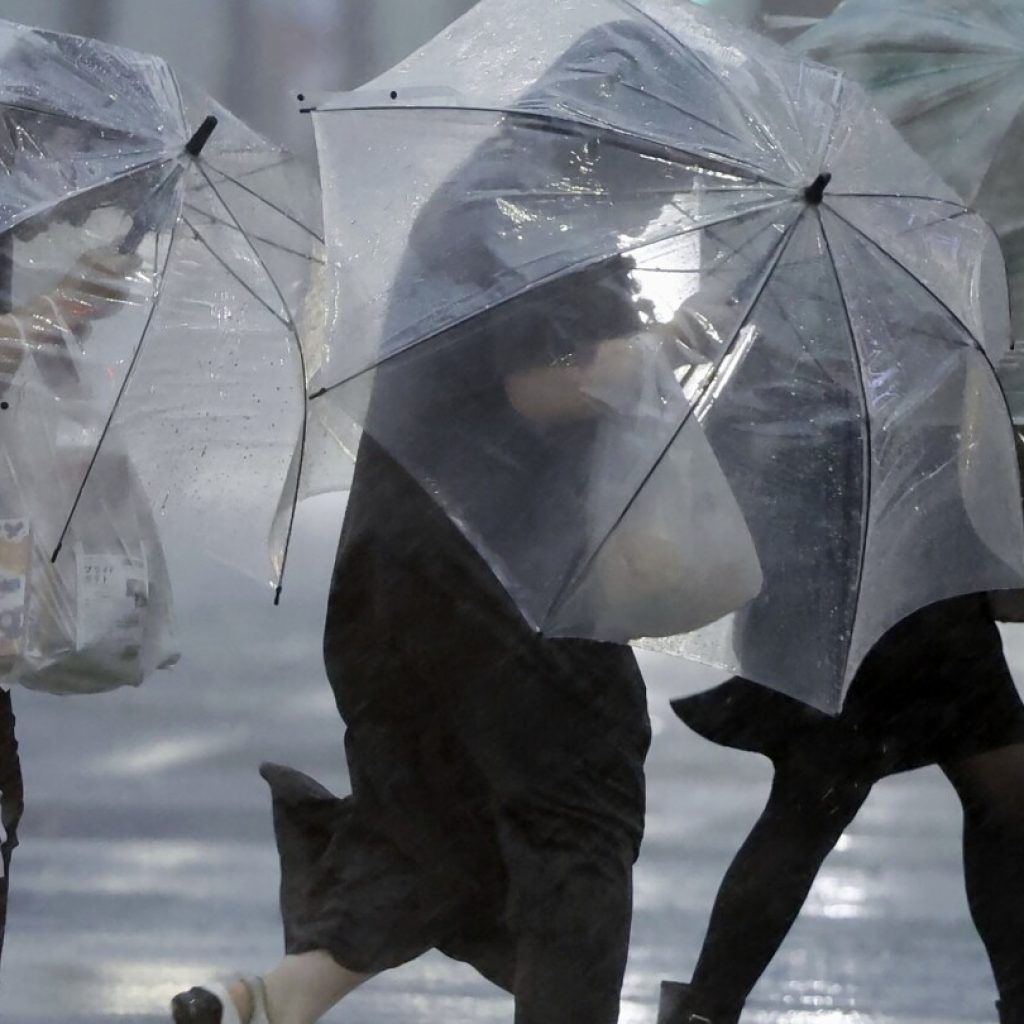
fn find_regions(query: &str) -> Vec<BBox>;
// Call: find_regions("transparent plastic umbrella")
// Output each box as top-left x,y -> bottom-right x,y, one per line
305,0 -> 1024,711
0,19 -> 323,599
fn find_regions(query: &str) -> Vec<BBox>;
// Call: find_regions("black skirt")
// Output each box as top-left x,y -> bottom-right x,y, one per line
261,440 -> 651,984
673,595 -> 1024,780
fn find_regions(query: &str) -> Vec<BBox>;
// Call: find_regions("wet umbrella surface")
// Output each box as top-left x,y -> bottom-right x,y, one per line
306,0 -> 1024,711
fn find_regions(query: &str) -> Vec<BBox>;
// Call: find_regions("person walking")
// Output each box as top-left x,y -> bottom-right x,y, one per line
0,228 -> 143,978
658,599 -> 1024,1024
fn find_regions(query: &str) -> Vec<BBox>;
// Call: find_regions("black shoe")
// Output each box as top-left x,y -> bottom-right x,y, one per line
657,981 -> 740,1024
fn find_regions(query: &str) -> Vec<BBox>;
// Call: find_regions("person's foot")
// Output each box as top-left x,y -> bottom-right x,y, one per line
657,981 -> 740,1024
170,978 -> 268,1024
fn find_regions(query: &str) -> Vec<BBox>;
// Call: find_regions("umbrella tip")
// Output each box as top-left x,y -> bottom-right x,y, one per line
803,171 -> 832,205
185,115 -> 219,158
274,584 -> 283,607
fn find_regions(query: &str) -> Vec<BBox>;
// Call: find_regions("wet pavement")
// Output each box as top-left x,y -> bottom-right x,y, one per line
1,497 -> 1019,1023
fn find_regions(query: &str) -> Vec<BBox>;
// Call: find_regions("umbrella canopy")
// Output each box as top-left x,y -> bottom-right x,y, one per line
794,0 -> 1024,345
0,19 -> 323,595
306,0 -> 1024,711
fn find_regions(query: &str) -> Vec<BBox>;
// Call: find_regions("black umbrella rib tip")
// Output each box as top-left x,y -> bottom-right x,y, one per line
804,171 -> 832,205
185,115 -> 219,157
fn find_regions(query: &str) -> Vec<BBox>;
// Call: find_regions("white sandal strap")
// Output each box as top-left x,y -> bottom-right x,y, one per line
183,977 -> 268,1024
247,977 -> 272,1024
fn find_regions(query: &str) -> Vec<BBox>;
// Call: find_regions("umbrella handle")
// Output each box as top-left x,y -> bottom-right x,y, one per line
119,216 -> 152,255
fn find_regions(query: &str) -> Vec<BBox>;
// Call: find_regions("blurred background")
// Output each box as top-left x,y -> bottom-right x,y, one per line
0,0 -> 832,162
0,0 -> 481,163
4,3 -> 1021,1024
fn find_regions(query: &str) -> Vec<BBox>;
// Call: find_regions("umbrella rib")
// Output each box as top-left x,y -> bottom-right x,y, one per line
313,103 -> 788,189
541,204 -> 806,631
465,182 -> 781,212
815,207 -> 873,696
51,218 -> 182,562
194,161 -> 310,602
180,214 -> 291,328
824,202 -> 986,353
309,196 -> 792,402
182,202 -> 326,263
199,161 -> 325,244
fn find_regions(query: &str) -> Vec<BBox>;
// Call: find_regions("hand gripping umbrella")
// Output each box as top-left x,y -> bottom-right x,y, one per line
0,19 -> 323,599
304,0 -> 1024,711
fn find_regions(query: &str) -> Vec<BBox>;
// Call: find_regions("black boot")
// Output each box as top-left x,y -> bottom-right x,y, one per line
657,981 -> 740,1024
998,998 -> 1024,1024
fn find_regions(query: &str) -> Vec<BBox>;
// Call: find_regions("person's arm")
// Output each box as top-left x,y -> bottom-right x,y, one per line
504,334 -> 657,425
0,246 -> 140,390
503,327 -> 679,423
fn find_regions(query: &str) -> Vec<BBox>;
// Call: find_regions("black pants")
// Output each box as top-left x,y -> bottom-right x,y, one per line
0,688 -> 23,972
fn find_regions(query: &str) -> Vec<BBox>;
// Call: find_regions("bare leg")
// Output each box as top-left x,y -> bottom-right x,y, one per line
685,765 -> 872,1019
942,744 -> 1024,1017
221,951 -> 369,1024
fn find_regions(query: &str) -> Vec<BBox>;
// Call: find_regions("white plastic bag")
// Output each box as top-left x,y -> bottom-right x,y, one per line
567,329 -> 763,642
0,381 -> 177,694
